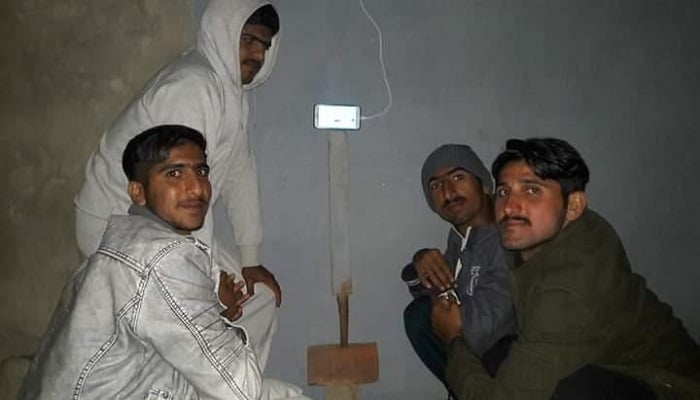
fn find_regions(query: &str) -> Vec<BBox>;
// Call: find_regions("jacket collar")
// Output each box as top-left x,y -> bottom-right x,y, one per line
448,224 -> 499,251
128,204 -> 183,235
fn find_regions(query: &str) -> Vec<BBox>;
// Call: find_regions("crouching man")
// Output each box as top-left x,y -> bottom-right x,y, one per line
20,125 -> 261,399
402,144 -> 516,387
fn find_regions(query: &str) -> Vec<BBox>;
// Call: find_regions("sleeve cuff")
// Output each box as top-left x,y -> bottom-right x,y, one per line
240,245 -> 260,267
219,316 -> 251,344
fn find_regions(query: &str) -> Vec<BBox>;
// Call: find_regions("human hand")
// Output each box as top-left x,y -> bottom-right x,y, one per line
241,265 -> 282,307
412,248 -> 454,291
218,271 -> 250,321
431,296 -> 463,344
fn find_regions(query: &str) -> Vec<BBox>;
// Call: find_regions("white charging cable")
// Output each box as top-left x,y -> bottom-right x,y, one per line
359,0 -> 393,121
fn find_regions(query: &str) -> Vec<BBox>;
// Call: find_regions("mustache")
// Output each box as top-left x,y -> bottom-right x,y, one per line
499,215 -> 531,226
242,59 -> 262,70
179,198 -> 209,207
442,196 -> 466,209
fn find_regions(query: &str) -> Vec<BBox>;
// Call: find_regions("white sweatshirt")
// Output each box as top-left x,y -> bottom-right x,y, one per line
75,0 -> 280,266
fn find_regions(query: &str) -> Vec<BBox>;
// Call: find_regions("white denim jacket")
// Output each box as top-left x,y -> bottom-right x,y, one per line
20,206 -> 262,399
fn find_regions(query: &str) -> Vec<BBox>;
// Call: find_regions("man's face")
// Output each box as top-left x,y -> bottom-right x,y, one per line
130,142 -> 212,235
428,167 -> 485,234
494,160 -> 569,260
239,24 -> 273,84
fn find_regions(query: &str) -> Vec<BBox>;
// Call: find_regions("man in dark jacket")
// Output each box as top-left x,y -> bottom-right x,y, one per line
402,144 -> 517,386
432,137 -> 700,399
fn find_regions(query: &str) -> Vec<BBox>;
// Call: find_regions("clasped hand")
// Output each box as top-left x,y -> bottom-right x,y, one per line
413,248 -> 455,292
431,295 -> 463,344
218,271 -> 250,321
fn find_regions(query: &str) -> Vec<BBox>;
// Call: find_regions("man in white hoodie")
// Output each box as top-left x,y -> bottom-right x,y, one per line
75,0 -> 281,371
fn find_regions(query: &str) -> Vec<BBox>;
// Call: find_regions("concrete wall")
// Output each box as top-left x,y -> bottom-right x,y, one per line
2,0 -> 699,399
0,0 -> 192,396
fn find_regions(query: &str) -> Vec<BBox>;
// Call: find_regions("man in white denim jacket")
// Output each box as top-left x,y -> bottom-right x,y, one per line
21,126 -> 263,399
75,0 -> 282,369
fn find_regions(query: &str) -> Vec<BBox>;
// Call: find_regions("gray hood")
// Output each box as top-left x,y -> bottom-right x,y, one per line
197,0 -> 280,90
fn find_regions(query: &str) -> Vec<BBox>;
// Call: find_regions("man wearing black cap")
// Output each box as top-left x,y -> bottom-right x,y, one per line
402,144 -> 517,388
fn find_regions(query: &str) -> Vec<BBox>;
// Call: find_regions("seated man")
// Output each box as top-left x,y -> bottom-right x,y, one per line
20,125 -> 262,399
432,137 -> 700,399
402,144 -> 517,384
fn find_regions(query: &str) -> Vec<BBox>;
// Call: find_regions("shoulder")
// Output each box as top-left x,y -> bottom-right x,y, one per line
565,209 -> 621,250
469,224 -> 509,270
103,52 -> 225,151
547,209 -> 626,277
99,215 -> 210,272
143,53 -> 224,107
518,210 -> 631,310
470,224 -> 502,251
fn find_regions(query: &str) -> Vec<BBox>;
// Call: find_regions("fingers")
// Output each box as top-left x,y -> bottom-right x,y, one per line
430,297 -> 462,344
257,271 -> 282,307
224,305 -> 243,322
413,249 -> 454,290
245,278 -> 256,297
219,273 -> 249,321
436,295 -> 457,309
231,282 -> 249,305
269,279 -> 282,307
236,293 -> 251,306
219,270 -> 228,288
241,266 -> 283,307
232,280 -> 246,292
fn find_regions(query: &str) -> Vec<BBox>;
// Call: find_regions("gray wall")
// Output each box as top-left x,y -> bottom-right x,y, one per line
254,1 -> 700,398
2,1 -> 699,399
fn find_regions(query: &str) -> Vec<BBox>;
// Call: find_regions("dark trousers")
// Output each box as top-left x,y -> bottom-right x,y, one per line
404,297 -> 655,400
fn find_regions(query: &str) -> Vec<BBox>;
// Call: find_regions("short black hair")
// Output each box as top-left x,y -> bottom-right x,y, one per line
245,5 -> 279,35
122,125 -> 207,183
491,138 -> 589,199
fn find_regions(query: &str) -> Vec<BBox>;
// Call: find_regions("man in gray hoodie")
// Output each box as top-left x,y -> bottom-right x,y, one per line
75,0 -> 281,370
402,144 -> 517,387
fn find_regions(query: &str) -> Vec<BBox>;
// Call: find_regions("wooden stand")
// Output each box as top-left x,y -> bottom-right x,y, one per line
307,132 -> 379,399
307,286 -> 378,399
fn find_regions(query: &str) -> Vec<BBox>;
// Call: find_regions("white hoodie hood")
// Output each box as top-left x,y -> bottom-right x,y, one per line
197,0 -> 280,91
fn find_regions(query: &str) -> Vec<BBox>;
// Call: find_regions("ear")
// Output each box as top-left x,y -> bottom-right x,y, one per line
128,181 -> 147,206
564,191 -> 587,223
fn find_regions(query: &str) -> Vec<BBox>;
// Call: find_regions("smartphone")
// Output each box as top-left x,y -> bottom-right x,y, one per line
313,104 -> 361,130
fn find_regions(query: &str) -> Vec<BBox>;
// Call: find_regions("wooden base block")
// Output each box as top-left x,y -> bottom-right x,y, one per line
326,385 -> 357,400
307,343 -> 379,385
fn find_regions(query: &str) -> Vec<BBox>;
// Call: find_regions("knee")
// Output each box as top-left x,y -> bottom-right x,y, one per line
403,297 -> 431,339
249,283 -> 276,309
552,365 -> 655,400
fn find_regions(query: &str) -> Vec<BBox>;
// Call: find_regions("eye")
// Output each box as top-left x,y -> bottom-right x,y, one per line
197,166 -> 210,177
495,187 -> 508,197
524,185 -> 540,195
429,181 -> 440,191
452,173 -> 465,181
241,34 -> 253,44
166,169 -> 182,178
